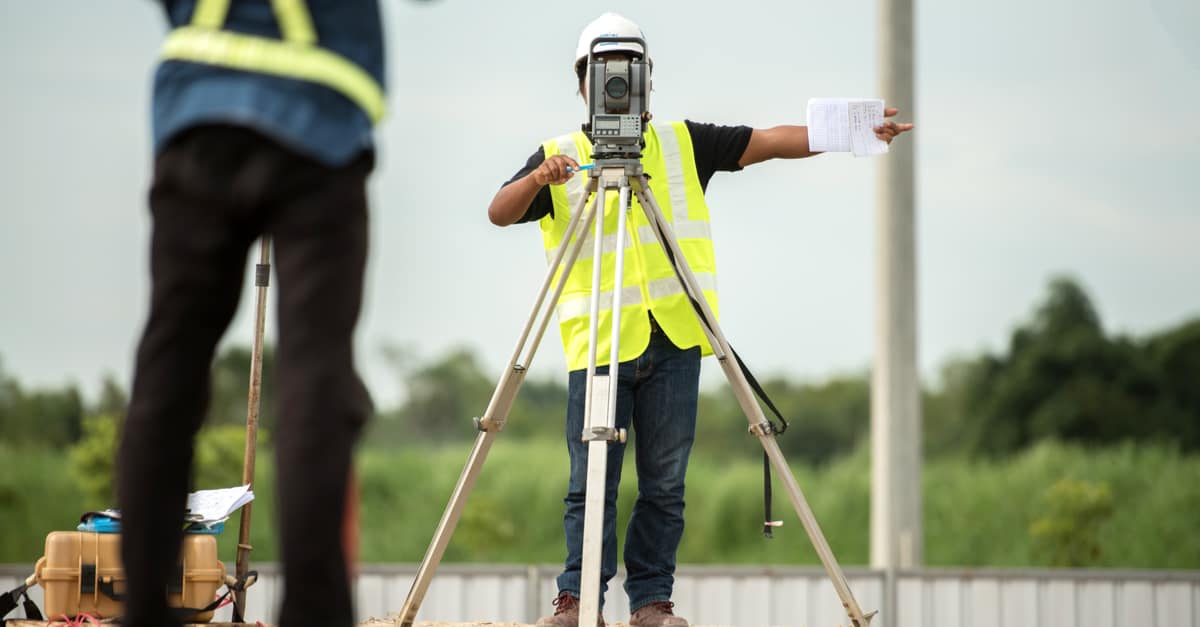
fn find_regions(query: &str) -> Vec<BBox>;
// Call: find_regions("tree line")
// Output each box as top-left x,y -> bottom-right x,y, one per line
3,275 -> 1198,466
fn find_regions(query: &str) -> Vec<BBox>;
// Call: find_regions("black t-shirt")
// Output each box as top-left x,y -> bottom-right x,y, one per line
502,120 -> 753,224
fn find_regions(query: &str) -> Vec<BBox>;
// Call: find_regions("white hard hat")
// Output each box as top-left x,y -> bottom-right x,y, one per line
574,13 -> 648,73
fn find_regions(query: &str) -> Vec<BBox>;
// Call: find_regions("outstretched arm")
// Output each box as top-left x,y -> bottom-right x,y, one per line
737,107 -> 914,168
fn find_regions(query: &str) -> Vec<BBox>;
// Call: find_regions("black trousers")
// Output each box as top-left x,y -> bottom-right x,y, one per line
117,125 -> 373,627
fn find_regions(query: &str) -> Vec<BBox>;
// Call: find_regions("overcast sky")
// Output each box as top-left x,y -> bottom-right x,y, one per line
1,0 -> 1197,409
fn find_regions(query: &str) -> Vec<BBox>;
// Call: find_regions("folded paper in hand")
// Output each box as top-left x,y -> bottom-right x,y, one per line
806,98 -> 889,157
185,485 -> 255,525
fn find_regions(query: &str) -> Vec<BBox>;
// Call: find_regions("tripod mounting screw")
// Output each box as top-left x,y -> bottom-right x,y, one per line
582,426 -> 626,443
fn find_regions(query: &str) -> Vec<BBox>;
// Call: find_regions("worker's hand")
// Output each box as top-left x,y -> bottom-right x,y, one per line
531,154 -> 580,186
875,108 -> 914,144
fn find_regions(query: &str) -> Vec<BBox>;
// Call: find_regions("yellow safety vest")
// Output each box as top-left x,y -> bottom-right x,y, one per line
542,122 -> 720,371
160,0 -> 386,124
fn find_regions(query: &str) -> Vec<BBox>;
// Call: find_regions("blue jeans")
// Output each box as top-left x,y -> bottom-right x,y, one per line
555,327 -> 701,612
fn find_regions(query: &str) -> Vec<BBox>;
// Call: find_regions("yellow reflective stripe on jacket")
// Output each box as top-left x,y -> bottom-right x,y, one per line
541,122 -> 720,371
161,0 -> 385,124
271,0 -> 317,44
555,272 -> 717,322
556,136 -> 590,236
545,221 -> 712,264
191,0 -> 230,29
188,0 -> 313,42
556,285 -> 645,322
656,121 -> 691,221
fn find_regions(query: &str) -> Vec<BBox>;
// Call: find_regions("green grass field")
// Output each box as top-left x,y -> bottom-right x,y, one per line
2,439 -> 1197,569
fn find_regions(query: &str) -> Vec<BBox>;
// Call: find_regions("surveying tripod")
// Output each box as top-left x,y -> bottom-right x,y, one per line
397,157 -> 876,627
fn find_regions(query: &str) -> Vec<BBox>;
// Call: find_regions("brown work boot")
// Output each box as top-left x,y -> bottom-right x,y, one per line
629,600 -> 689,627
536,591 -> 605,627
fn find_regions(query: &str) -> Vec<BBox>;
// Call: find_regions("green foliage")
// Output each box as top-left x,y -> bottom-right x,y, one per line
4,440 -> 1199,567
695,374 -> 870,466
69,413 -> 122,508
4,274 -> 1200,569
370,346 -> 496,444
350,439 -> 1198,567
505,376 -> 571,439
0,443 -> 86,564
1029,478 -> 1114,567
0,343 -> 266,450
66,412 -> 267,512
365,344 -> 873,465
93,376 -> 128,418
930,275 -> 1200,457
207,345 -> 276,430
923,440 -> 1200,568
194,424 -> 267,491
1142,318 -> 1200,446
361,277 -> 1199,465
0,357 -> 84,447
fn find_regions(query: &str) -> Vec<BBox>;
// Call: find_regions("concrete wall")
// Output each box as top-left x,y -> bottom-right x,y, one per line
3,564 -> 1197,626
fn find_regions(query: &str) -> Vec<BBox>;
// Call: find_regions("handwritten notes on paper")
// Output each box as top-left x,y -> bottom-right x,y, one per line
185,485 -> 255,525
806,98 -> 889,157
807,99 -> 851,152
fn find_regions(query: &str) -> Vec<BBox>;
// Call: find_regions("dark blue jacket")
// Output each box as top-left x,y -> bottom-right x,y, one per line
154,0 -> 386,166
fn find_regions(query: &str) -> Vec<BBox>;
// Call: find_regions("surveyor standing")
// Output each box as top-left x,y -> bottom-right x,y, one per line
486,12 -> 913,627
117,1 -> 385,626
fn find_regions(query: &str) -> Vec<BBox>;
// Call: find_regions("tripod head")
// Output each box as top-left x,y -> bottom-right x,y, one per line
581,36 -> 651,161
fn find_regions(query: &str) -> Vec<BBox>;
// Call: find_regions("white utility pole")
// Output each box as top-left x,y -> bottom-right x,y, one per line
871,0 -> 922,585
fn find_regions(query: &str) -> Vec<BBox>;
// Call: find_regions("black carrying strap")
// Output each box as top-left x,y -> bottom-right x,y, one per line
170,590 -> 229,620
763,453 -> 775,538
648,212 -> 790,538
0,583 -> 44,621
22,590 -> 43,620
176,568 -> 258,621
0,583 -> 24,619
732,346 -> 790,538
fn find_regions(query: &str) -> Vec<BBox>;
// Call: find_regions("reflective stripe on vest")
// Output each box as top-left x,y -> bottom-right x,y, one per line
555,272 -> 718,321
161,0 -> 386,124
541,122 -> 720,371
544,222 -> 713,264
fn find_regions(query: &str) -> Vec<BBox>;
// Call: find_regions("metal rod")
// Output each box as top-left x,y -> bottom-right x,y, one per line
582,186 -> 608,435
398,186 -> 602,626
578,438 -> 610,625
579,171 -> 633,627
607,181 -> 630,431
233,237 -> 270,622
578,183 -> 610,626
